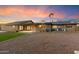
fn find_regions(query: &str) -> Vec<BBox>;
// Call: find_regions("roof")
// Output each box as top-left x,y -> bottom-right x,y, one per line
35,21 -> 77,25
6,20 -> 34,25
45,22 -> 77,25
6,20 -> 79,25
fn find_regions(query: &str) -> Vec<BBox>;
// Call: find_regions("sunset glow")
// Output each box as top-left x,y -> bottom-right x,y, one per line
0,5 -> 79,24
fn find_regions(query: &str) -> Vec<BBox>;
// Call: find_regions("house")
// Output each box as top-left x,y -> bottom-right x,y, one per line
0,20 -> 79,32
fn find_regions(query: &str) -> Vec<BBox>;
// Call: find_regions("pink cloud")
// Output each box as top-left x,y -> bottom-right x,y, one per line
68,15 -> 79,19
0,6 -> 66,18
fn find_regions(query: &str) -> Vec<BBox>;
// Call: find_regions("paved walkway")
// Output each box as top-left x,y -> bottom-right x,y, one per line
0,32 -> 79,54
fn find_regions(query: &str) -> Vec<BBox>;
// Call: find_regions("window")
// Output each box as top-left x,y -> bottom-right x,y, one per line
27,26 -> 31,30
19,26 -> 23,30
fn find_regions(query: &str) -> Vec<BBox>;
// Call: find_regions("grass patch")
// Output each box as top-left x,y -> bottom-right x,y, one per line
0,32 -> 24,42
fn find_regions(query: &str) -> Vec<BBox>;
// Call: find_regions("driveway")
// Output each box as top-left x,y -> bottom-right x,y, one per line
0,32 -> 79,54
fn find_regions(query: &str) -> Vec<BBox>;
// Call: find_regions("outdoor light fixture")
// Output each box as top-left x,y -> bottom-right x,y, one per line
39,25 -> 42,28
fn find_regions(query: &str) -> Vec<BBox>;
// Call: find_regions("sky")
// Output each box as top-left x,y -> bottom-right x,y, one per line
0,5 -> 79,24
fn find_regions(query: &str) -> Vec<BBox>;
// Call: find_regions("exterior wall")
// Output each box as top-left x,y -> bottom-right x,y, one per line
21,24 -> 79,32
0,25 -> 1,30
22,25 -> 37,32
31,25 -> 37,32
76,24 -> 79,31
1,25 -> 18,31
0,24 -> 79,32
64,25 -> 76,32
51,24 -> 77,32
9,24 -> 37,32
36,24 -> 47,32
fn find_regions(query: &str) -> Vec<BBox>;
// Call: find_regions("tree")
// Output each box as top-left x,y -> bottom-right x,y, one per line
49,13 -> 54,32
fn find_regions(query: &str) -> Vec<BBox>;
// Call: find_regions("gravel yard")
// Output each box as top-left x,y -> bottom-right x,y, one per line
0,32 -> 79,54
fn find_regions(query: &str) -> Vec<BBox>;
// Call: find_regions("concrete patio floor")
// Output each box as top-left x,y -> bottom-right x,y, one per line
0,32 -> 79,54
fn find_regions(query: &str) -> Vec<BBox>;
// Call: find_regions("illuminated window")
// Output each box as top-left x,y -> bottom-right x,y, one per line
27,26 -> 31,30
39,25 -> 42,28
53,25 -> 57,28
12,25 -> 15,28
77,24 -> 79,26
19,26 -> 23,30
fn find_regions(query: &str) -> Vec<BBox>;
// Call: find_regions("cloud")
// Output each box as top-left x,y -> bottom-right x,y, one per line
0,6 -> 66,18
0,6 -> 68,24
68,15 -> 79,19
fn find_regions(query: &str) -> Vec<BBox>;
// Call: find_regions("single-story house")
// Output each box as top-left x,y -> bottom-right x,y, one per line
0,20 -> 79,32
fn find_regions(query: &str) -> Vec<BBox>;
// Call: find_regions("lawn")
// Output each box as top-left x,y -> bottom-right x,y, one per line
0,32 -> 24,42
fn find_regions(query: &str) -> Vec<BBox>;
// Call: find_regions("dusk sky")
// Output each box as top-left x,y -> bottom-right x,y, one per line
0,5 -> 79,23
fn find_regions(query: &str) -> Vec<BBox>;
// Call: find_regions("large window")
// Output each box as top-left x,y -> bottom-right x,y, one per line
53,25 -> 57,28
27,26 -> 31,31
19,26 -> 23,30
66,25 -> 72,28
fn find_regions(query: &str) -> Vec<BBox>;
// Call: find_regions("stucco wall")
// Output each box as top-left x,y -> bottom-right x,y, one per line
1,25 -> 18,31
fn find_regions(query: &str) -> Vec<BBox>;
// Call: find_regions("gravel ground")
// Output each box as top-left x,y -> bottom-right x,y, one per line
0,32 -> 79,54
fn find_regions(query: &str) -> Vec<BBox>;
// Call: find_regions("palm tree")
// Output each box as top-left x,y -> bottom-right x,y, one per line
49,13 -> 54,32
